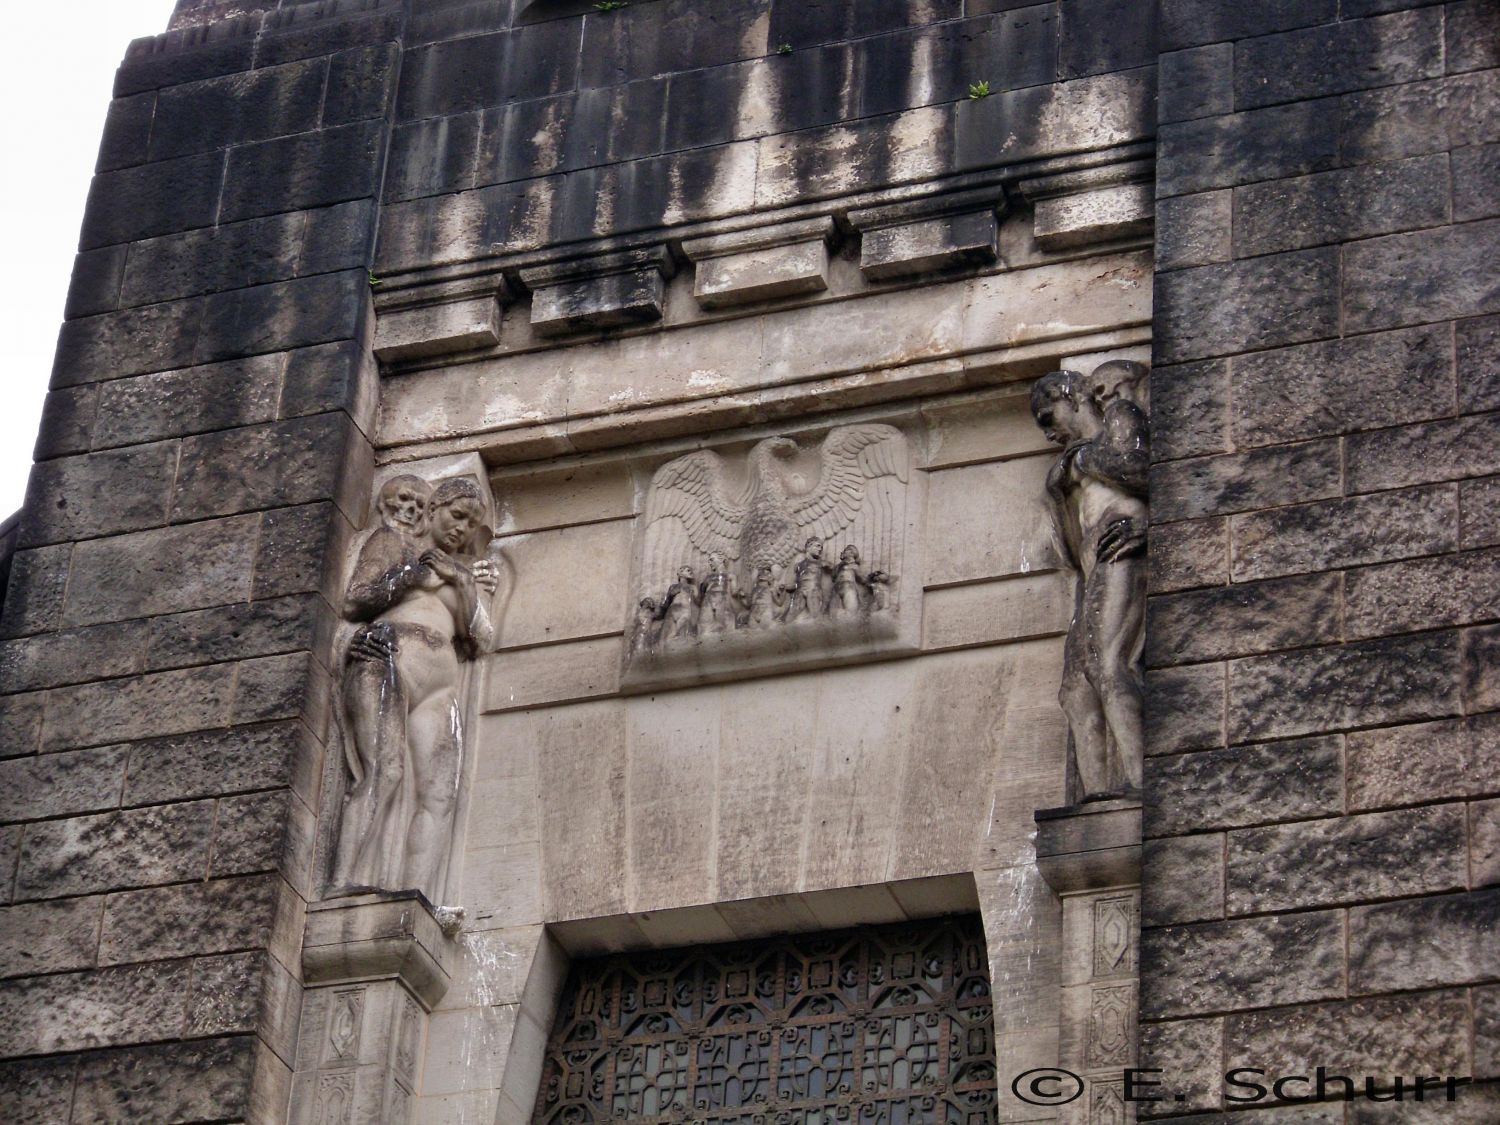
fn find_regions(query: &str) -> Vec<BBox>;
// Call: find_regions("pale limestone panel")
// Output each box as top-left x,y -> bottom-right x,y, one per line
959,251 -> 1151,354
472,711 -> 540,785
421,1002 -> 517,1097
625,690 -> 722,913
921,389 -> 1054,470
461,842 -> 541,929
492,460 -> 638,536
532,699 -> 629,922
754,106 -> 952,209
465,778 -> 539,851
434,927 -> 544,1012
982,641 -> 1071,866
481,636 -> 619,713
713,676 -> 820,902
494,519 -> 632,650
692,240 -> 830,308
923,572 -> 1072,652
926,455 -> 1061,586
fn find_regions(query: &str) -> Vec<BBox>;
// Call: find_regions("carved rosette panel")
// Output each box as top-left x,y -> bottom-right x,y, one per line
624,423 -> 923,688
292,980 -> 424,1125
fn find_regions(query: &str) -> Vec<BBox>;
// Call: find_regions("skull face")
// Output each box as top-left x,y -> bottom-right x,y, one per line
379,475 -> 432,536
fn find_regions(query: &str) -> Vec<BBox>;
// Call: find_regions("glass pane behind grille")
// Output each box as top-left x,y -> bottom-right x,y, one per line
530,915 -> 999,1124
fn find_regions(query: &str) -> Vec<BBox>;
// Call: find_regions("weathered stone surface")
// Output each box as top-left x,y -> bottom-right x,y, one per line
34,384 -> 99,460
61,514 -> 260,628
91,354 -> 283,450
1348,715 -> 1500,811
0,896 -> 104,979
1158,98 -> 1340,198
1145,662 -> 1225,754
186,951 -> 295,1041
1461,476 -> 1500,550
252,502 -> 353,602
145,594 -> 325,673
1234,7 -> 1442,110
525,254 -> 672,335
1156,247 -> 1339,364
1032,182 -> 1152,250
374,293 -> 504,362
1346,548 -> 1500,639
0,1055 -> 76,1122
70,1037 -> 257,1125
0,621 -> 145,694
211,791 -> 311,880
0,960 -> 193,1057
1341,70 -> 1500,164
0,745 -> 127,823
1459,313 -> 1500,413
1158,43 -> 1231,123
122,721 -> 306,806
1224,991 -> 1469,1080
1139,1017 -> 1223,1115
923,573 -> 1071,652
1350,889 -> 1500,993
19,442 -> 177,549
220,120 -> 384,224
398,23 -> 582,121
1142,911 -> 1344,1019
1347,413 -> 1500,494
495,519 -> 631,650
0,543 -> 71,639
1474,798 -> 1500,889
232,652 -> 319,726
16,800 -> 216,900
41,663 -> 238,754
64,245 -> 128,320
1147,572 -> 1340,666
52,298 -> 204,386
195,269 -> 365,365
1465,623 -> 1500,713
1146,736 -> 1343,836
1148,516 -> 1229,593
1231,324 -> 1455,449
1155,190 -> 1231,272
1350,1085 -> 1500,1125
79,153 -> 224,250
0,695 -> 45,761
1158,0 -> 1335,52
1150,439 -> 1342,523
119,212 -> 305,307
1454,142 -> 1500,223
690,238 -> 831,308
147,57 -> 326,161
1142,835 -> 1224,926
1228,631 -> 1462,743
1231,484 -> 1458,582
1226,805 -> 1467,914
1345,217 -> 1500,333
99,876 -> 281,965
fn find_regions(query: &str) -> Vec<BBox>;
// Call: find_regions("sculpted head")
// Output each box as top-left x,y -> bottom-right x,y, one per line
428,478 -> 486,554
804,536 -> 824,559
707,551 -> 726,573
677,564 -> 695,582
378,475 -> 432,537
1031,369 -> 1100,445
840,545 -> 860,563
1089,360 -> 1149,412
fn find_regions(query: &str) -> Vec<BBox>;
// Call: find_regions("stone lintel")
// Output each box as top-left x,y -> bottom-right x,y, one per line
302,892 -> 458,1010
372,275 -> 513,363
682,218 -> 837,309
522,246 -> 677,336
849,188 -> 1006,281
1034,797 -> 1143,894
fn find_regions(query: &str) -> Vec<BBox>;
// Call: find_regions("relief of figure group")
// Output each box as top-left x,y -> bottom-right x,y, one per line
632,538 -> 895,655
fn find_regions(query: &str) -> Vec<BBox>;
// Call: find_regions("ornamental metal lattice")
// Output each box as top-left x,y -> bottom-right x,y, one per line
530,915 -> 999,1124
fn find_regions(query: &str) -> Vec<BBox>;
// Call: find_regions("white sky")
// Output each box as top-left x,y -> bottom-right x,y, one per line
0,1 -> 179,519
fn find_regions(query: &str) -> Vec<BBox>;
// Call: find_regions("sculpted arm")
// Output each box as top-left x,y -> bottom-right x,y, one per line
1077,403 -> 1149,496
343,529 -> 422,622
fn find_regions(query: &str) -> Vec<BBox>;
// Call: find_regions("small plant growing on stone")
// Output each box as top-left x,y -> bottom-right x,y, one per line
967,80 -> 992,100
776,43 -> 793,55
593,1 -> 627,10
368,271 -> 383,289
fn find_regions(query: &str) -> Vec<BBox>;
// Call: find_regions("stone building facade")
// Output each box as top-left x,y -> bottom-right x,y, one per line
0,0 -> 1496,1122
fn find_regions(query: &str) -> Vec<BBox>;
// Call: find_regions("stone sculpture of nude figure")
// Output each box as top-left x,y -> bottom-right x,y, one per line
1031,365 -> 1149,800
331,475 -> 497,903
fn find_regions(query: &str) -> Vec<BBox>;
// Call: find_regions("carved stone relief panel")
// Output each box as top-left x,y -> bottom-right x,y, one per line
623,422 -> 925,688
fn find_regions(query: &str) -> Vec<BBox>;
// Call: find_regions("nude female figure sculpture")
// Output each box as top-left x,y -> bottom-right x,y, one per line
331,476 -> 497,903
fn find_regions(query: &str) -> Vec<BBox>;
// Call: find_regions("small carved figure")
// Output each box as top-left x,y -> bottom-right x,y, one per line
830,544 -> 867,618
331,475 -> 497,903
1031,364 -> 1148,801
660,565 -> 700,641
630,597 -> 661,656
782,537 -> 832,623
867,569 -> 892,612
697,552 -> 739,635
745,565 -> 785,629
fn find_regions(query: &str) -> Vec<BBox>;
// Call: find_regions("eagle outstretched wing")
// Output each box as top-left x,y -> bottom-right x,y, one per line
644,450 -> 748,564
788,424 -> 909,544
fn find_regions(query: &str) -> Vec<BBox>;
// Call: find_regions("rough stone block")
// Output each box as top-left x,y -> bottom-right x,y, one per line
1155,247 -> 1339,364
114,31 -> 257,98
1155,190 -> 1231,272
1224,991 -> 1468,1082
99,876 -> 282,965
1232,324 -> 1455,449
280,337 -> 378,429
1350,889 -> 1500,993
1346,548 -> 1500,639
1461,476 -> 1500,550
324,42 -> 400,126
52,297 -> 204,386
1158,98 -> 1341,198
1158,43 -> 1231,123
96,91 -> 156,173
1228,631 -> 1462,743
220,121 -> 384,224
770,0 -> 962,47
122,721 -> 307,806
170,413 -> 363,523
1145,661 -> 1225,754
148,57 -> 326,161
374,291 -> 506,362
253,502 -> 353,602
19,442 -> 177,549
1347,413 -> 1500,494
145,595 -> 324,674
581,0 -> 769,88
523,250 -> 673,335
299,199 -> 378,278
1032,182 -> 1153,250
1341,70 -> 1500,165
1139,1017 -> 1223,1115
1148,571 -> 1341,667
0,695 -> 45,760
1475,799 -> 1500,889
1348,714 -> 1500,811
0,745 -> 127,823
1230,484 -> 1458,582
16,798 -> 215,902
1458,312 -> 1500,413
0,896 -> 105,979
232,652 -> 319,726
0,1056 -> 76,1119
385,111 -> 481,202
1226,805 -> 1467,914
210,791 -> 311,880
1148,516 -> 1229,593
92,353 -> 284,450
40,664 -> 238,754
1345,217 -> 1500,333
1145,735 -> 1343,836
0,543 -> 71,639
1141,911 -> 1344,1019
70,1037 -> 257,1125
1454,142 -> 1500,223
79,152 -> 224,250
397,23 -> 582,120
1465,622 -> 1500,712
33,385 -> 99,460
1234,7 -> 1443,110
1448,0 -> 1500,73
64,245 -> 128,319
1150,439 -> 1342,523
61,514 -> 261,628
195,269 -> 366,364
1142,835 -> 1224,926
1158,0 -> 1335,52
119,213 -> 303,308
1059,0 -> 1155,78
683,220 -> 834,308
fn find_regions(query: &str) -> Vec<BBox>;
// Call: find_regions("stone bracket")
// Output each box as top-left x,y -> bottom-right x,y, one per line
682,217 -> 837,309
1020,160 -> 1154,251
520,246 -> 677,336
373,274 -> 513,363
848,187 -> 1006,280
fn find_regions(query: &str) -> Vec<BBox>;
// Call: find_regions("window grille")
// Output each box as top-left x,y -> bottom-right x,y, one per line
531,914 -> 999,1123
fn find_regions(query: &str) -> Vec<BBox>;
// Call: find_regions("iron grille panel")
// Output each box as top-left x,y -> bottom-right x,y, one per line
531,914 -> 999,1124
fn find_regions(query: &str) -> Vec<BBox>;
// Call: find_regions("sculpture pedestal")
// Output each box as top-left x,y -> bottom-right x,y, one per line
289,893 -> 459,1124
1035,798 -> 1142,1125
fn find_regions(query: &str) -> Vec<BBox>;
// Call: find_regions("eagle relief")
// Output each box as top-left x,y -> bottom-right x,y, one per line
625,424 -> 922,686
